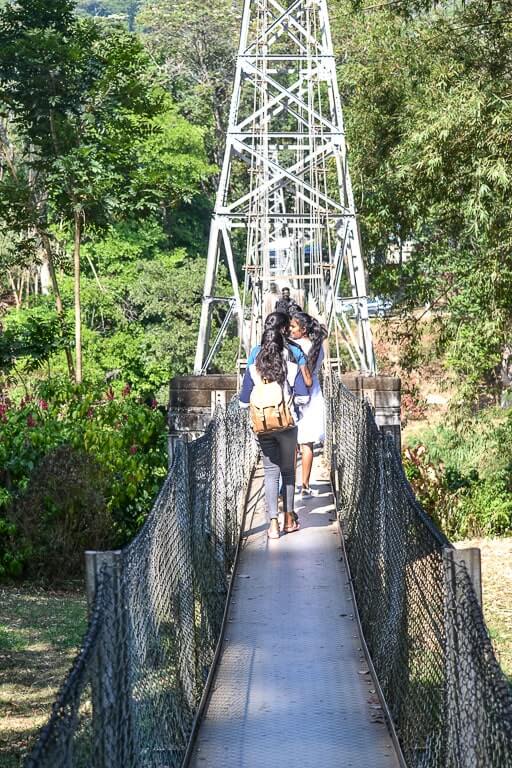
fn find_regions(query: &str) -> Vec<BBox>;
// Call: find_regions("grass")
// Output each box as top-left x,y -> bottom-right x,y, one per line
0,584 -> 87,768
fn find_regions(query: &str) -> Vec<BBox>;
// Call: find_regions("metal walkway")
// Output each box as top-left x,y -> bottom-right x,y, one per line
189,461 -> 401,768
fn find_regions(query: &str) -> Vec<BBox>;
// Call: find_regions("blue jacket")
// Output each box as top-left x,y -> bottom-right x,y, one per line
246,340 -> 307,367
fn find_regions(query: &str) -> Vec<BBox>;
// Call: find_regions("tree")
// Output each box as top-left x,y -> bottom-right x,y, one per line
331,0 -> 512,404
0,116 -> 76,377
43,23 -> 166,382
0,0 -> 173,382
137,0 -> 240,166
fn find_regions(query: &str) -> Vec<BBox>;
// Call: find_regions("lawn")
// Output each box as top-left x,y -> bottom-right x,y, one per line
0,585 -> 87,768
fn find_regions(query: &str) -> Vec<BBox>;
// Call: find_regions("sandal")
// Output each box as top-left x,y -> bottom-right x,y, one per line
267,521 -> 280,539
283,520 -> 300,534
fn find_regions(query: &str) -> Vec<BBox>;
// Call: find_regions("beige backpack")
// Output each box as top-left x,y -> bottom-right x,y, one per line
249,370 -> 295,435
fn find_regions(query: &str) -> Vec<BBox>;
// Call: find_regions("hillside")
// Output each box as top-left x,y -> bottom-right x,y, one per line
75,0 -> 141,28
0,1 -> 141,25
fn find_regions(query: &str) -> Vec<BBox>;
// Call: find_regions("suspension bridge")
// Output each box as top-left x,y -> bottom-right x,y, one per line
25,1 -> 512,767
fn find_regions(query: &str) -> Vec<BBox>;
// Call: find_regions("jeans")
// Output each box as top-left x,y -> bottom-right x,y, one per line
258,426 -> 297,519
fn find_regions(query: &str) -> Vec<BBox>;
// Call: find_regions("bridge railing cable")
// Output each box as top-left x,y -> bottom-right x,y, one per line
324,372 -> 512,768
25,401 -> 258,768
25,376 -> 512,768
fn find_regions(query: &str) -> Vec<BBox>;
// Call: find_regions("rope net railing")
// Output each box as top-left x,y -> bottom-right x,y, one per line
25,401 -> 258,768
24,374 -> 512,768
324,372 -> 512,768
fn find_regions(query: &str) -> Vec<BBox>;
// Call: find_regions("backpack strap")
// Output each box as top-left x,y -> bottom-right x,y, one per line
249,364 -> 261,384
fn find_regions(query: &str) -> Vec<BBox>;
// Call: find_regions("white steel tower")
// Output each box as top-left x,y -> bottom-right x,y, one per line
194,0 -> 376,375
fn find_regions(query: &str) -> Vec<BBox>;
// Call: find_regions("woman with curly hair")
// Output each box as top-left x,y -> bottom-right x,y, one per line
289,311 -> 328,497
246,311 -> 312,388
240,328 -> 308,539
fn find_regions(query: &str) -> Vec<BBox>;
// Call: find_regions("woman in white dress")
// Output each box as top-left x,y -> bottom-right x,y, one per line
289,312 -> 328,497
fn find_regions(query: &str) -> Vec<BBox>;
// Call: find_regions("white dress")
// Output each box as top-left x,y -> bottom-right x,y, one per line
295,338 -> 325,444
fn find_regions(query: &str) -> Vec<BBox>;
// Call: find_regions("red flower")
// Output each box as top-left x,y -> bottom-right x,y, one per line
38,399 -> 49,411
150,399 -> 158,410
122,384 -> 131,397
26,414 -> 36,428
87,408 -> 94,419
0,403 -> 7,422
129,444 -> 138,455
106,387 -> 114,401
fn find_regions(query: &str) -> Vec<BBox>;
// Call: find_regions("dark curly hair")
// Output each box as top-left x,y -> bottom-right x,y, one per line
291,311 -> 327,374
263,311 -> 302,363
264,311 -> 289,334
255,329 -> 287,385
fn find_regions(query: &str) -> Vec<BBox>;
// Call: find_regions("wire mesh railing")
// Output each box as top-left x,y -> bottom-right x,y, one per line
324,372 -> 512,768
25,401 -> 258,768
25,374 -> 512,768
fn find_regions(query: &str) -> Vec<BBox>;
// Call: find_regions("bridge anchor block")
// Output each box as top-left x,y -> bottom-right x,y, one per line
340,374 -> 402,450
168,374 -> 238,464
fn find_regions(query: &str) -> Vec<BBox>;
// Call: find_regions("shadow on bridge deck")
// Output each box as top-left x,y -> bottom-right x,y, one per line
188,459 -> 401,768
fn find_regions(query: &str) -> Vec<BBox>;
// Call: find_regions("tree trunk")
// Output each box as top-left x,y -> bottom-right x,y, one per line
39,229 -> 75,379
74,210 -> 82,384
24,270 -> 30,304
8,272 -> 20,309
39,251 -> 51,295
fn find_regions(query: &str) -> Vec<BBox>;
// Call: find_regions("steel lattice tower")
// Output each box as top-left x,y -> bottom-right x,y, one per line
194,0 -> 376,375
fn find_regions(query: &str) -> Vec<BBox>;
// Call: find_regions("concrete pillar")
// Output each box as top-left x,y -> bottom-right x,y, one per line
442,547 -> 482,764
168,374 -> 238,463
85,550 -> 135,768
340,374 -> 401,451
448,546 -> 483,609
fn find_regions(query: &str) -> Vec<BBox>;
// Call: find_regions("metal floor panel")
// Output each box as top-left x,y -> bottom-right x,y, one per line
189,461 -> 400,768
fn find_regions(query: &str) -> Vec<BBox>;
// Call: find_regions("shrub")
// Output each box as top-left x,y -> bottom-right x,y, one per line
457,479 -> 512,538
0,514 -> 25,578
403,445 -> 467,537
0,380 -> 167,579
13,445 -> 112,579
403,413 -> 512,540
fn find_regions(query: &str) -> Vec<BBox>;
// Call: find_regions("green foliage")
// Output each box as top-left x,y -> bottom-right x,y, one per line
404,410 -> 512,539
0,0 -> 234,585
76,0 -> 141,30
0,304 -> 71,375
0,383 -> 167,578
14,444 -> 111,579
0,0 -> 215,386
1,235 -> 235,403
138,0 -> 240,164
134,107 -> 216,212
332,0 -> 512,403
0,515 -> 25,578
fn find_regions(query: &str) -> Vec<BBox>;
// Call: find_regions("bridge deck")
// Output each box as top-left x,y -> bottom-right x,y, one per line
188,460 -> 401,768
